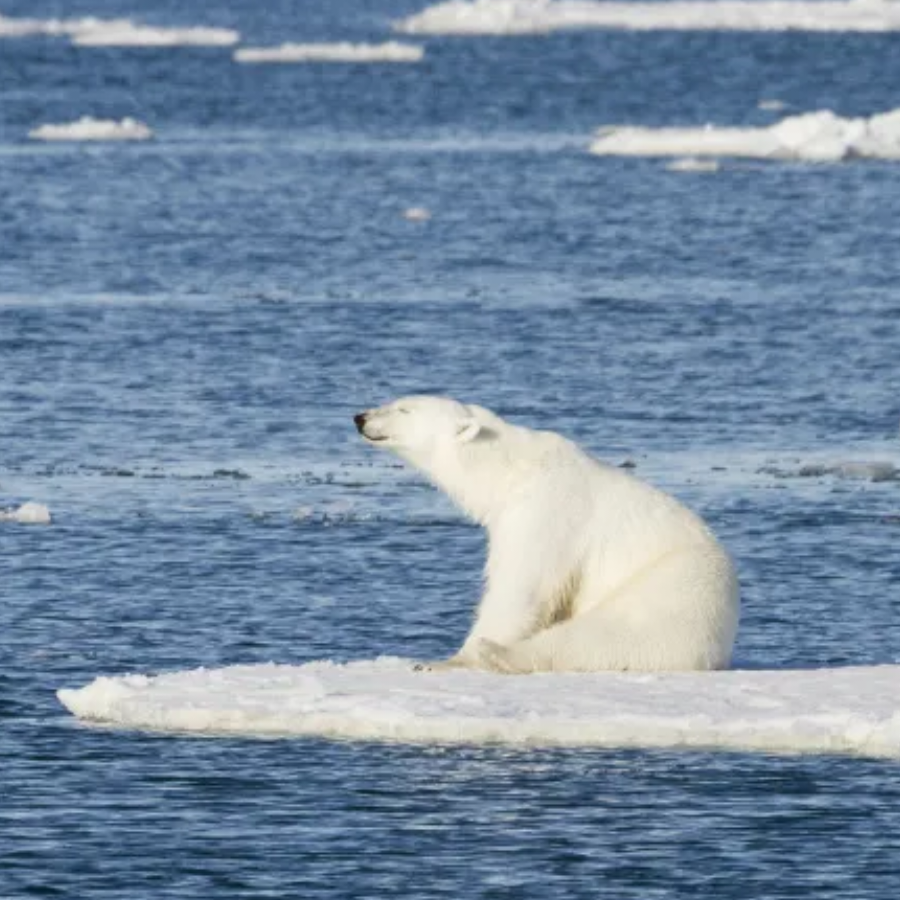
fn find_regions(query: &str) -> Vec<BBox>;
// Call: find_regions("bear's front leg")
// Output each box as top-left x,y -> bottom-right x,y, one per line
456,546 -> 551,663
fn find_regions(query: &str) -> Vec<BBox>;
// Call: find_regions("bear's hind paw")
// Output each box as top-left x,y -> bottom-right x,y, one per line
411,657 -> 466,673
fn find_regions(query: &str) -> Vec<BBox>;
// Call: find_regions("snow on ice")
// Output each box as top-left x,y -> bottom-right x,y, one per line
395,0 -> 900,35
58,658 -> 900,756
590,109 -> 900,162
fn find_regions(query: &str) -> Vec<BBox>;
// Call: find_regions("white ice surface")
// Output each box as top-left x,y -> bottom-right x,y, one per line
590,109 -> 900,161
29,116 -> 153,142
396,0 -> 900,34
58,659 -> 900,756
234,41 -> 424,63
0,501 -> 51,524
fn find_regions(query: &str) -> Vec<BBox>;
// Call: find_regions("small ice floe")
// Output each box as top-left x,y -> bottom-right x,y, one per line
394,0 -> 900,35
665,156 -> 720,172
234,41 -> 424,63
0,13 -> 238,46
71,22 -> 239,47
758,99 -> 788,111
0,502 -> 52,524
28,116 -> 154,142
0,13 -> 128,39
1,12 -> 59,36
590,109 -> 900,162
403,206 -> 432,221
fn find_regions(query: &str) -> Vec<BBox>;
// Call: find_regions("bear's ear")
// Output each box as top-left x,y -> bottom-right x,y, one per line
455,417 -> 481,444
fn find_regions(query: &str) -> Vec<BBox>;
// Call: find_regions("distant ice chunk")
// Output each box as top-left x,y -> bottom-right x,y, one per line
234,41 -> 424,63
395,0 -> 900,34
0,13 -> 238,46
57,659 -> 900,756
590,109 -> 900,162
758,98 -> 789,111
0,13 -> 128,38
403,206 -> 433,220
0,502 -> 52,524
72,22 -> 239,46
29,116 -> 153,142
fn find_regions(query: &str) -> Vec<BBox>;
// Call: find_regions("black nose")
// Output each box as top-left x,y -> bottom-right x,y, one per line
353,412 -> 367,434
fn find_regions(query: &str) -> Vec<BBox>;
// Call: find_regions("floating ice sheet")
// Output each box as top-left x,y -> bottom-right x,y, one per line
0,502 -> 51,524
72,22 -> 239,46
0,13 -> 127,38
29,117 -> 153,142
395,0 -> 900,34
234,41 -> 424,63
590,109 -> 900,161
0,13 -> 238,46
58,659 -> 900,756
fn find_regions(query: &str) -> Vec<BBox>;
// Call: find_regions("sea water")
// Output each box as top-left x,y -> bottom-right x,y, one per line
2,0 -> 900,897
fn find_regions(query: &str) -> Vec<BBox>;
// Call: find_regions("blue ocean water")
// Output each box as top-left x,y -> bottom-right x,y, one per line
2,0 -> 900,896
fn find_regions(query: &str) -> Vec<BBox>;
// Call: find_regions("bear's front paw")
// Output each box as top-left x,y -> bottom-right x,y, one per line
474,638 -> 520,674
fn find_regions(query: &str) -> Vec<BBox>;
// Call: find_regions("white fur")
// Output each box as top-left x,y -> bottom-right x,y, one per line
356,396 -> 740,673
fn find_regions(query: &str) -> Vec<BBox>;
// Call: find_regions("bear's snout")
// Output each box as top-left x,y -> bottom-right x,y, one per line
353,412 -> 369,435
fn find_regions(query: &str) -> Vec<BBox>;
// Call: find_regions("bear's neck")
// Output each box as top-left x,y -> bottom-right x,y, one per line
405,443 -> 508,528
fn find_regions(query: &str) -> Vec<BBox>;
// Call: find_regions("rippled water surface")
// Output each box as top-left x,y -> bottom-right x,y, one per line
2,1 -> 900,897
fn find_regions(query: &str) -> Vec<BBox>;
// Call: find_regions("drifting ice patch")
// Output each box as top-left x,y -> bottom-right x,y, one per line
29,117 -> 153,142
57,658 -> 900,756
0,502 -> 51,524
0,13 -> 127,38
0,13 -> 238,46
234,41 -> 424,63
590,109 -> 900,162
395,0 -> 900,34
71,22 -> 239,46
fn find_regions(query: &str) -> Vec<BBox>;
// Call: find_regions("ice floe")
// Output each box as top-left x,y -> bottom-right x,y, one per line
0,502 -> 52,524
395,0 -> 900,34
72,22 -> 239,47
29,117 -> 153,142
0,13 -> 124,39
58,658 -> 900,756
590,109 -> 900,162
234,41 -> 424,63
0,13 -> 238,46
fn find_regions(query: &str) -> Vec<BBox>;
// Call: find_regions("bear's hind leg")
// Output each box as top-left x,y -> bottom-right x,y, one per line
475,547 -> 739,674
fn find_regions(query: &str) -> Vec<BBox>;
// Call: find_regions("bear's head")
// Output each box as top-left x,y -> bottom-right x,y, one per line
354,396 -> 481,465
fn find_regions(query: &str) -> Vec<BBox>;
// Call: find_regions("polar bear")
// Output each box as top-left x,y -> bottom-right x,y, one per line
355,396 -> 740,674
